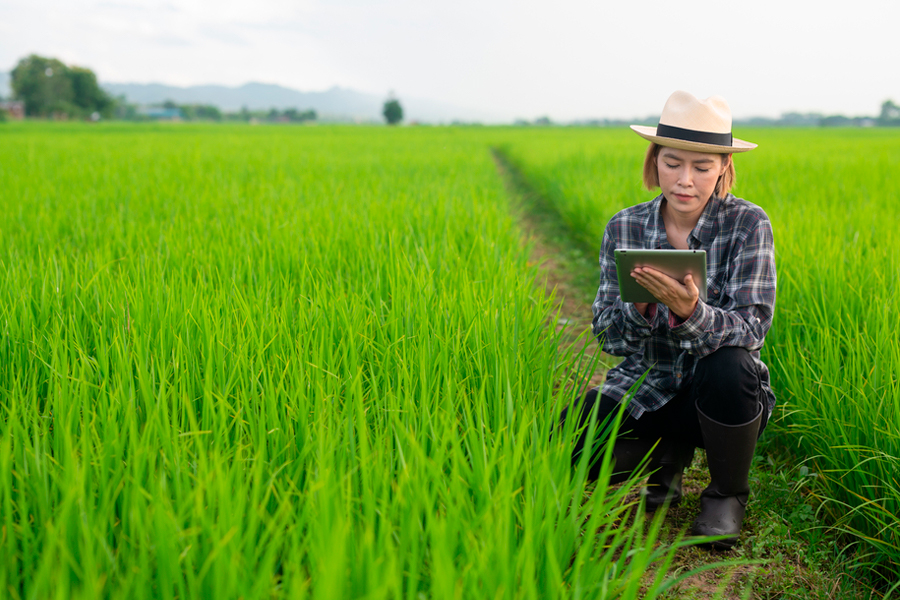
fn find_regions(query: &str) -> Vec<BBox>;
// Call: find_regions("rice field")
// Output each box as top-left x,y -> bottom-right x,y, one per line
1,122 -> 898,597
499,127 -> 900,589
0,123 -> 727,599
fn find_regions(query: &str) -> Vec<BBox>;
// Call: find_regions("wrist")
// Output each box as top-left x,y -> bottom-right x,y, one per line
674,299 -> 699,320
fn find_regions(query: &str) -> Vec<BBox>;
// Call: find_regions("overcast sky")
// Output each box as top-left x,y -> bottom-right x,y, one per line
1,0 -> 897,121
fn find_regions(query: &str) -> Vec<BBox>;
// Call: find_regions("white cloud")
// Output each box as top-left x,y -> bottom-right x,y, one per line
1,0 -> 898,120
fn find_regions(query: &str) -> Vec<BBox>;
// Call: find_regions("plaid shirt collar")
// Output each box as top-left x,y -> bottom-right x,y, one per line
646,194 -> 723,249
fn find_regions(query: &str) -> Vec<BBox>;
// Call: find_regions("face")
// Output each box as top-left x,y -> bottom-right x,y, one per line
656,147 -> 729,219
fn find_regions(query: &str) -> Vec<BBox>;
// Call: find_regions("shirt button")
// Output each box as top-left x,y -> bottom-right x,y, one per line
675,373 -> 682,379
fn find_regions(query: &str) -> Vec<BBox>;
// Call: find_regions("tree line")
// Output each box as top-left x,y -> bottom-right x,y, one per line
14,52 -> 895,128
4,54 -> 318,123
4,54 -> 405,125
114,99 -> 317,123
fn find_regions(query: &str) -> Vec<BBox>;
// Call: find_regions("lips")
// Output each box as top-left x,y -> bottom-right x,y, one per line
673,193 -> 694,202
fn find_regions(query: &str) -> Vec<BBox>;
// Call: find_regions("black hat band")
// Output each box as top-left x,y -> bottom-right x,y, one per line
656,123 -> 732,147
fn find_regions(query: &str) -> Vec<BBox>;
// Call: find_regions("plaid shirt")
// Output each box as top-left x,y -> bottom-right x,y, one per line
592,193 -> 777,419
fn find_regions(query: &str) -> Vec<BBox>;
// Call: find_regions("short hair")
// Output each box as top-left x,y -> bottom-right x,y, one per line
642,143 -> 736,197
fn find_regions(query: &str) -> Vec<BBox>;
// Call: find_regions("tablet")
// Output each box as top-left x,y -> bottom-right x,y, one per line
614,249 -> 707,303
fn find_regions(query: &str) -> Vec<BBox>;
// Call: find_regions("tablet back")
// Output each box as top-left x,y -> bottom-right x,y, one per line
614,249 -> 707,303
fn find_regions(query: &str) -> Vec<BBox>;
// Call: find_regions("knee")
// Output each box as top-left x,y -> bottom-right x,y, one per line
694,347 -> 762,424
697,346 -> 753,369
694,347 -> 756,395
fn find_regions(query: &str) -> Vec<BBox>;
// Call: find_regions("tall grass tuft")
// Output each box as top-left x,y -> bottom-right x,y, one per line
0,124 -> 723,598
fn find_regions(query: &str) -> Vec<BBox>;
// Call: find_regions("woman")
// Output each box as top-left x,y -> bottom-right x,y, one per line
567,91 -> 776,550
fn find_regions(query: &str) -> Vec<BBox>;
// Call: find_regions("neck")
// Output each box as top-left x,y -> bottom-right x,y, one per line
661,197 -> 707,232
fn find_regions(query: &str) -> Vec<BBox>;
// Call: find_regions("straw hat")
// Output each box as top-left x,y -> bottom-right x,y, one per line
631,91 -> 756,153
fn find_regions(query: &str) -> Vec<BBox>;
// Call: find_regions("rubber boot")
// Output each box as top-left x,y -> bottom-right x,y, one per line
690,401 -> 763,550
643,440 -> 695,510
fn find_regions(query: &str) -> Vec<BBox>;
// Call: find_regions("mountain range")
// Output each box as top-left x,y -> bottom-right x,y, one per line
0,72 -> 500,123
105,81 -> 499,123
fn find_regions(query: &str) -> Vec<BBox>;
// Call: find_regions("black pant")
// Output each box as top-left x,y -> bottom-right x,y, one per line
561,347 -> 768,468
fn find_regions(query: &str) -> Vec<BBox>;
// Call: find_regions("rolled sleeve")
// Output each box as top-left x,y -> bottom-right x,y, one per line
668,220 -> 776,357
669,300 -> 713,343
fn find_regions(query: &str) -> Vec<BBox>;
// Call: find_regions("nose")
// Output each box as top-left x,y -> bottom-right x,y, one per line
677,166 -> 693,187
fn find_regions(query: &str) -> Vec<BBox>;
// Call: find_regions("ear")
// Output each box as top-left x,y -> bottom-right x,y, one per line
719,154 -> 731,176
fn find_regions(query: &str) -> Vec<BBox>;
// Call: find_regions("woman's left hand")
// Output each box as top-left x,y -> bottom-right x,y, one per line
631,267 -> 699,320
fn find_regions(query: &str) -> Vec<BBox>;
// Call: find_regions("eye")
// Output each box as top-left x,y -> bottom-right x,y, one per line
696,167 -> 710,173
665,163 -> 678,169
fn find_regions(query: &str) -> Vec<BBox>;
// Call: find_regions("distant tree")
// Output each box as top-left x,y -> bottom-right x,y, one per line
819,115 -> 851,127
878,100 -> 900,126
11,54 -> 113,118
179,104 -> 222,121
113,95 -> 143,121
69,66 -> 113,116
283,108 -> 316,123
11,55 -> 74,117
194,105 -> 222,121
219,106 -> 314,123
383,98 -> 403,125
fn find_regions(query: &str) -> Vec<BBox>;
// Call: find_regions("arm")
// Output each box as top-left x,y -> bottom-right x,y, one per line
667,219 -> 776,357
591,225 -> 658,356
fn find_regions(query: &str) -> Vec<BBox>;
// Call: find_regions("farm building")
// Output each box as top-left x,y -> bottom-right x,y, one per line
139,106 -> 183,120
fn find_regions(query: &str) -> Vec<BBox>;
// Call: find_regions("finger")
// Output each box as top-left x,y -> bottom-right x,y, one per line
633,273 -> 666,297
634,268 -> 665,282
642,269 -> 687,293
631,270 -> 655,286
644,268 -> 680,287
635,266 -> 663,284
643,272 -> 689,303
635,269 -> 671,291
684,274 -> 700,297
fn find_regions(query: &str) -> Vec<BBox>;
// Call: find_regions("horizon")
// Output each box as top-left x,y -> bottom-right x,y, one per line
1,71 -> 892,124
1,0 -> 898,123
101,80 -> 891,122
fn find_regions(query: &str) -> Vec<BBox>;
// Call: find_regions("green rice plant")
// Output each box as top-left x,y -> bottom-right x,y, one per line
498,127 -> 900,586
0,123 -> 729,599
745,130 -> 900,589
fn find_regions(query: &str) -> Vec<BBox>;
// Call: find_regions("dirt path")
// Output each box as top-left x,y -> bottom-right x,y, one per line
491,149 -> 610,392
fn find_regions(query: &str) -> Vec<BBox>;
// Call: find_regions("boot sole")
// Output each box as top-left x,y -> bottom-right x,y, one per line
695,536 -> 738,551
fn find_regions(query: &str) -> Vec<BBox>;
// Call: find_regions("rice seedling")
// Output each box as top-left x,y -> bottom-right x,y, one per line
0,123 -> 730,599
